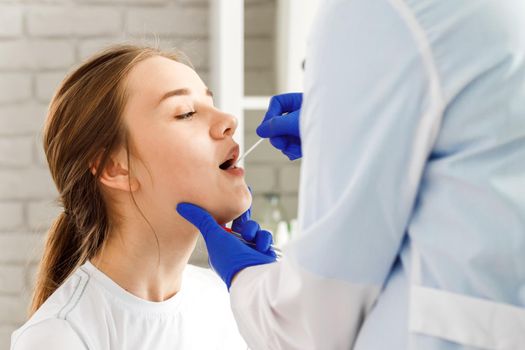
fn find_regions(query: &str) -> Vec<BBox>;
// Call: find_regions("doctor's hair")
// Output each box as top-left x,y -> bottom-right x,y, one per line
30,44 -> 185,316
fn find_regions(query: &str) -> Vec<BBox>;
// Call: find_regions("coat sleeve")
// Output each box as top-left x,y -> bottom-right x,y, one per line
230,0 -> 445,349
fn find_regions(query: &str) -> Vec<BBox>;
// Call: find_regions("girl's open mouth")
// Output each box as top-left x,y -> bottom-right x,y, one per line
218,146 -> 244,177
219,158 -> 236,170
219,145 -> 240,171
219,158 -> 244,177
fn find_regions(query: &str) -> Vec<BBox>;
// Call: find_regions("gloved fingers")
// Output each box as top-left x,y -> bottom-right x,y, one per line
232,208 -> 251,232
269,136 -> 288,150
256,119 -> 274,138
240,220 -> 260,242
257,112 -> 300,138
287,154 -> 302,161
257,112 -> 300,139
176,203 -> 221,240
283,141 -> 302,160
255,230 -> 273,253
267,248 -> 277,259
278,92 -> 303,110
263,93 -> 303,123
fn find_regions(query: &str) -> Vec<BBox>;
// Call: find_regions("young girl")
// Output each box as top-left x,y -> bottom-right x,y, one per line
10,44 -> 252,349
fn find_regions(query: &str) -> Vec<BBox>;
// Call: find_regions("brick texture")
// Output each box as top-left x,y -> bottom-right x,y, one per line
0,41 -> 75,70
0,326 -> 15,350
125,7 -> 208,37
0,203 -> 23,231
27,7 -> 122,37
0,6 -> 23,38
0,74 -> 31,104
0,104 -> 47,136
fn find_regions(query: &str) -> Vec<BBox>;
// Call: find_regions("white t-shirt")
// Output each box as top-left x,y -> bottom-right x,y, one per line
11,261 -> 247,350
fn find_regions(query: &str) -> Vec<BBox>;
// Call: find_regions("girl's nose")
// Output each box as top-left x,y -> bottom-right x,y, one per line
210,111 -> 238,139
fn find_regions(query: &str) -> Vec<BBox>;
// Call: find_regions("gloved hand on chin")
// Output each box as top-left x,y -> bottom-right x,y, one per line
176,202 -> 277,289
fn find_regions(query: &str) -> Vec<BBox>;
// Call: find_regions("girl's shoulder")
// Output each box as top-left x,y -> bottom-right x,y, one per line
11,318 -> 86,350
11,268 -> 91,350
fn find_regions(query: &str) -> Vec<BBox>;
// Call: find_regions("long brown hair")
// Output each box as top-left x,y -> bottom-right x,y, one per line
30,44 -> 181,315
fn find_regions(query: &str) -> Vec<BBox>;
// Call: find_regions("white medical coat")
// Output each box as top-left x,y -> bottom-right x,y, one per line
230,0 -> 525,349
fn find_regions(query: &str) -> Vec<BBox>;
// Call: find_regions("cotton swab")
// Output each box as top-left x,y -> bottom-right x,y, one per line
234,138 -> 265,166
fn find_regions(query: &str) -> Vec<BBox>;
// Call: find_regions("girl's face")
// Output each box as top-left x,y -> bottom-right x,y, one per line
121,55 -> 251,224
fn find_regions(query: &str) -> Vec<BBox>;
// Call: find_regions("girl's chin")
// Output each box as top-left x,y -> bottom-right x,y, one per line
216,196 -> 252,225
216,207 -> 249,225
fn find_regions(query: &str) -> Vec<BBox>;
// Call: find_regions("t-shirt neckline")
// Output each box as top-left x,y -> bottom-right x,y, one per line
81,260 -> 185,314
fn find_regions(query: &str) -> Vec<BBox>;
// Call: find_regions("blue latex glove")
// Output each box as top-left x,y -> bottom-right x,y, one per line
176,203 -> 277,289
256,92 -> 303,160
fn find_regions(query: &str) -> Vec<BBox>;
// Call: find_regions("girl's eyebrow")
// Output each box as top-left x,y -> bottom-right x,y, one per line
158,88 -> 213,105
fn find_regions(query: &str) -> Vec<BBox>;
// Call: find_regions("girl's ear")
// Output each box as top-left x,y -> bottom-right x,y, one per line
89,148 -> 140,192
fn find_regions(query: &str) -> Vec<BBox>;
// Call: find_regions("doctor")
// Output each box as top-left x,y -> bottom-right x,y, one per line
177,0 -> 525,349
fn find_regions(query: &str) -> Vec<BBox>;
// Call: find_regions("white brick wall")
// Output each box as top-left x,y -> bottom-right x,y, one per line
126,7 -> 208,37
0,168 -> 57,199
0,234 -> 43,264
0,104 -> 47,136
0,1 -> 300,348
35,71 -> 67,102
0,266 -> 24,295
27,7 -> 122,37
0,138 -> 32,167
0,294 -> 30,326
0,203 -> 23,231
0,326 -> 15,350
0,41 -> 75,70
0,73 -> 31,104
0,7 -> 23,38
27,200 -> 61,231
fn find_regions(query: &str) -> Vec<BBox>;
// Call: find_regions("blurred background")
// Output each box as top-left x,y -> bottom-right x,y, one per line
0,0 -> 318,347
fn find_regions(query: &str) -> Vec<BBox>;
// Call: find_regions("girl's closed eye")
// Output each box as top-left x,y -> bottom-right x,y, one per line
175,111 -> 196,120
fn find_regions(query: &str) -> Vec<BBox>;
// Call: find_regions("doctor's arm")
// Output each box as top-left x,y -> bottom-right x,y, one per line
228,1 -> 444,349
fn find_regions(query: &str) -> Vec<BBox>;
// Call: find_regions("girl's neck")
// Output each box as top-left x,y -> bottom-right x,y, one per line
91,218 -> 199,302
